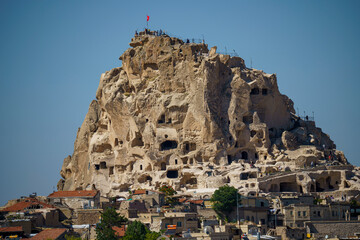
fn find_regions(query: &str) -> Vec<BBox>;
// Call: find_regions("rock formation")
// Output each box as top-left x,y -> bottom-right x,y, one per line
58,30 -> 360,200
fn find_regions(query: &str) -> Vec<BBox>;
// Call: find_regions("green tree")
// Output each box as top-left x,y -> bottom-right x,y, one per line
159,185 -> 177,206
313,198 -> 323,205
96,207 -> 128,240
350,198 -> 359,207
210,185 -> 241,221
145,231 -> 162,240
123,220 -> 149,240
65,235 -> 82,240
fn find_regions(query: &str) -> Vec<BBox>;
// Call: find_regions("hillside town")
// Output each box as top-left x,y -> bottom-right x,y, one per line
1,186 -> 360,239
2,29 -> 360,240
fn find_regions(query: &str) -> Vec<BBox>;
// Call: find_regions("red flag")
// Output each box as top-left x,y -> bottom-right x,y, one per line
147,15 -> 149,22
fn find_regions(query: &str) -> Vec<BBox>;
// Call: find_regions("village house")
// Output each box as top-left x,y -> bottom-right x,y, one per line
131,189 -> 165,208
157,212 -> 198,234
282,202 -> 350,228
0,197 -> 60,235
119,200 -> 148,218
0,226 -> 25,239
238,196 -> 269,227
31,228 -> 68,240
48,190 -> 100,209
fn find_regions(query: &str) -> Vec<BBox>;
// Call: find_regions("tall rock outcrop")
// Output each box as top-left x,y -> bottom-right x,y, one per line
58,31 -> 360,199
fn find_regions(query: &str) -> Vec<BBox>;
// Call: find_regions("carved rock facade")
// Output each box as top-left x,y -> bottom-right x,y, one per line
58,32 -> 360,200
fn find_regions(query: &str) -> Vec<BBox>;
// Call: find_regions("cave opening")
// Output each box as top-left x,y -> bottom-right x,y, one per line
250,88 -> 260,95
243,115 -> 253,124
240,173 -> 249,180
241,151 -> 248,160
160,140 -> 178,151
227,155 -> 233,165
279,182 -> 298,192
100,162 -> 107,169
167,170 -> 178,178
161,162 -> 166,170
158,114 -> 165,124
269,184 -> 279,192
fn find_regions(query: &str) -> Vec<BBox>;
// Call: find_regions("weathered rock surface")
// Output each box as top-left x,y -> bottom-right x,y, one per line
58,32 -> 360,200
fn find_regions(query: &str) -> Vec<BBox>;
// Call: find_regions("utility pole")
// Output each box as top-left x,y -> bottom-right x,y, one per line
236,191 -> 239,225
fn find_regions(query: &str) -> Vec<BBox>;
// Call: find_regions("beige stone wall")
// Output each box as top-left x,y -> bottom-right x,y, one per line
62,198 -> 95,209
306,221 -> 360,238
161,213 -> 198,233
43,209 -> 61,227
283,205 -> 310,227
74,209 -> 101,225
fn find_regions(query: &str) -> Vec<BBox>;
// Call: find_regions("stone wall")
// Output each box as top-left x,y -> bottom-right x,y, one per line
305,221 -> 360,238
74,209 -> 101,225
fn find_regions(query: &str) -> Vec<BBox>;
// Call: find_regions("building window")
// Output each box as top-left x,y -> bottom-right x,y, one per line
177,221 -> 182,227
303,211 -> 306,217
298,211 -> 301,217
290,211 -> 293,216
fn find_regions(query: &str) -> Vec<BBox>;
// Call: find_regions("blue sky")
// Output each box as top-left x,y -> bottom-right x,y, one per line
0,0 -> 359,205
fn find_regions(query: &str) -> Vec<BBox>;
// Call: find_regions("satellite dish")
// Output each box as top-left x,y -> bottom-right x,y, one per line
204,226 -> 214,235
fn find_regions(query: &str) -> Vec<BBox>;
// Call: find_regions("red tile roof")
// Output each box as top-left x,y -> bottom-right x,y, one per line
187,199 -> 204,205
112,226 -> 126,237
31,228 -> 67,240
133,189 -> 163,195
133,190 -> 147,195
0,226 -> 23,233
178,198 -> 187,203
48,190 -> 98,198
0,198 -> 55,212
